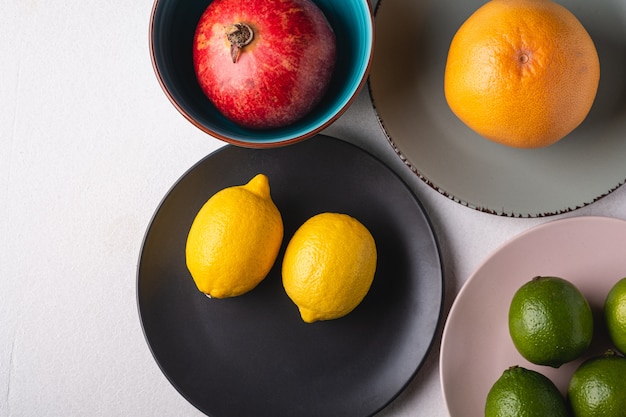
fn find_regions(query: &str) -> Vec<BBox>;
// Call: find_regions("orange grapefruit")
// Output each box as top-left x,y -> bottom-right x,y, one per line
444,0 -> 600,148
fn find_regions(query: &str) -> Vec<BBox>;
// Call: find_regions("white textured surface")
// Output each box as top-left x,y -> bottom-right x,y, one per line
1,0 -> 626,416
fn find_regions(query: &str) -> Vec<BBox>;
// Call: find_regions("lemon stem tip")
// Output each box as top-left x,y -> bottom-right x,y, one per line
245,174 -> 271,198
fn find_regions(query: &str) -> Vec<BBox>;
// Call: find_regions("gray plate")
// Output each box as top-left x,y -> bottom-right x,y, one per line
370,0 -> 626,217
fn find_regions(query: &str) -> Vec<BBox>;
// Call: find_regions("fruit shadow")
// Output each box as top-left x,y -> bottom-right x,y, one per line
578,29 -> 626,130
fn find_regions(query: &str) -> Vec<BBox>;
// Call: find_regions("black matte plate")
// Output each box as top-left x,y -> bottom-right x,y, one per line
137,135 -> 443,417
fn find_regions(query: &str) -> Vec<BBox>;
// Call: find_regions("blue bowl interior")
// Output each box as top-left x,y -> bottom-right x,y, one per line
151,0 -> 374,145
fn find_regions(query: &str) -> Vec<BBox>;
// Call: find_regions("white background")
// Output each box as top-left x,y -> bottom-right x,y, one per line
2,0 -> 626,416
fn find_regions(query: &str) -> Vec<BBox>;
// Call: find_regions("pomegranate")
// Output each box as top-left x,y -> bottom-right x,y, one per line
193,0 -> 337,129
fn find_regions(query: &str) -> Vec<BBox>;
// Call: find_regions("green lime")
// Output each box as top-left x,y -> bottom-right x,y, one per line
568,350 -> 626,417
508,276 -> 593,368
604,277 -> 626,355
485,366 -> 569,417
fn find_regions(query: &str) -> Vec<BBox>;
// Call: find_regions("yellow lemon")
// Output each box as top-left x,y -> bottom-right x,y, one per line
282,212 -> 377,323
185,174 -> 283,298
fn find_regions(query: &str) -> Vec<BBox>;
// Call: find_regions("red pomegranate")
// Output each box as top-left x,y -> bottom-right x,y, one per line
193,0 -> 337,129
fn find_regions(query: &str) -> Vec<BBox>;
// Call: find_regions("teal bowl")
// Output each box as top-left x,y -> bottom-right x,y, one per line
150,0 -> 374,148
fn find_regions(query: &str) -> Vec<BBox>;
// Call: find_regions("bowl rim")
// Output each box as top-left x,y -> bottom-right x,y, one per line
148,0 -> 375,149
